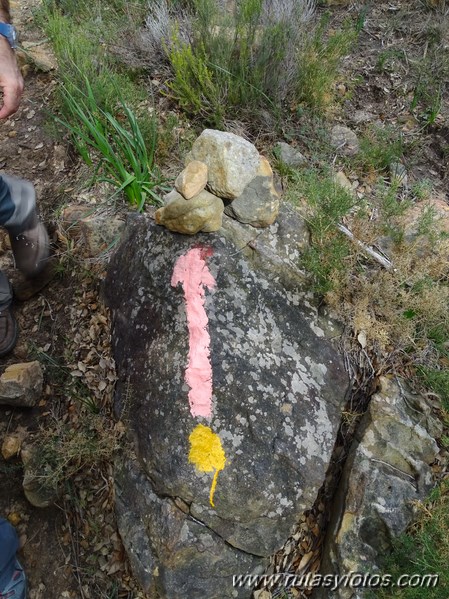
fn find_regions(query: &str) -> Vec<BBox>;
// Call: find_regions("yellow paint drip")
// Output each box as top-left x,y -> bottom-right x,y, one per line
188,424 -> 226,507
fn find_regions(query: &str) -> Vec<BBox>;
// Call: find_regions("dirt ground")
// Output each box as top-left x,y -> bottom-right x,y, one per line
0,1 -> 447,599
0,2 -> 136,599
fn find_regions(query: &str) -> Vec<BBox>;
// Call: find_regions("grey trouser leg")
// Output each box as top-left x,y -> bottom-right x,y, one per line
0,174 -> 36,234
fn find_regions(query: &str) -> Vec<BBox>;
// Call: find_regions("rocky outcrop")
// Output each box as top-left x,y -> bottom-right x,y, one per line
1,434 -> 23,460
105,208 -> 349,598
275,142 -> 307,168
174,160 -> 208,200
220,204 -> 311,293
114,457 -> 264,598
319,377 -> 441,599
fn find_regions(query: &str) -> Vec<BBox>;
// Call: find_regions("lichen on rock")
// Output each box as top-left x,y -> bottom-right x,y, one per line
105,212 -> 349,598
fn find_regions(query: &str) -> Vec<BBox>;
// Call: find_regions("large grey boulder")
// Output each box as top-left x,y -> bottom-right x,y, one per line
318,377 -> 441,599
114,457 -> 264,598
105,208 -> 349,598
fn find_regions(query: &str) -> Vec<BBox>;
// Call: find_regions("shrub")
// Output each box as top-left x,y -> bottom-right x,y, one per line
286,167 -> 355,293
166,28 -> 224,126
352,125 -> 404,174
295,15 -> 358,110
37,3 -> 146,114
144,0 -> 357,125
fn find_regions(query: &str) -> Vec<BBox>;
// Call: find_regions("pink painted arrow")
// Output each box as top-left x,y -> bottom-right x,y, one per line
171,247 -> 216,418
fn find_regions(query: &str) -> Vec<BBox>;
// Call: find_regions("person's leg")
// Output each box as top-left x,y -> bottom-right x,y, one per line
0,174 -> 51,356
0,518 -> 26,599
0,174 -> 50,277
0,174 -> 35,231
0,176 -> 17,356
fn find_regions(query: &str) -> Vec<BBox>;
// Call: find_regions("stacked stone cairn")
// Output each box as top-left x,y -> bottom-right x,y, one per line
155,129 -> 281,234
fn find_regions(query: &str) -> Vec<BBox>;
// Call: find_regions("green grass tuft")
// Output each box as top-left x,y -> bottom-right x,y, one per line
286,167 -> 355,293
55,78 -> 167,210
374,481 -> 449,598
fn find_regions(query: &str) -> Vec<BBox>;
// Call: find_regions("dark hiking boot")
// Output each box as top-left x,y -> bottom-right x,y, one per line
11,255 -> 58,301
0,273 -> 16,357
0,306 -> 17,358
9,213 -> 50,278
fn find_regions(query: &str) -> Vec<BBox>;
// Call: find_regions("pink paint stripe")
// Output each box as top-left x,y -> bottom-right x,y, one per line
171,247 -> 216,418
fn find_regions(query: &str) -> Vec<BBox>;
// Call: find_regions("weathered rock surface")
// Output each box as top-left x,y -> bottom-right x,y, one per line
175,160 -> 208,199
330,125 -> 359,156
221,204 -> 311,292
18,41 -> 58,73
224,156 -> 280,227
275,142 -> 307,168
350,110 -> 375,125
186,129 -> 261,199
115,458 -> 264,598
105,212 -> 349,598
0,362 -> 43,407
155,189 -> 224,234
319,377 -> 440,599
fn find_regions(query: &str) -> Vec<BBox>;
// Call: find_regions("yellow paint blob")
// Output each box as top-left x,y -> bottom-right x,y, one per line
188,424 -> 226,507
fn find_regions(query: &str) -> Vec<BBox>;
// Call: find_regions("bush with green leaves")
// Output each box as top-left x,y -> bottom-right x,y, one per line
145,0 -> 358,126
409,19 -> 449,126
36,0 -> 167,209
37,1 -> 148,114
352,125 -> 405,174
295,14 -> 358,110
